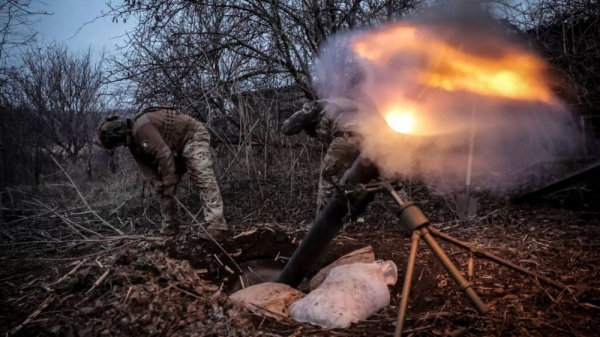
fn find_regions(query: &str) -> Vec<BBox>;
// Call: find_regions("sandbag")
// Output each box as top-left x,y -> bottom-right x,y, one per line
289,261 -> 398,328
231,259 -> 285,292
230,282 -> 304,320
310,246 -> 375,290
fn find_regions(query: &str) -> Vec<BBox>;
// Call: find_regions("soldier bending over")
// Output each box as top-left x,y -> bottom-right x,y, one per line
97,106 -> 227,240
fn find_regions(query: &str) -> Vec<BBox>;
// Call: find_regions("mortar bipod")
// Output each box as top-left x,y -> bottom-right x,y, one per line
363,182 -> 569,337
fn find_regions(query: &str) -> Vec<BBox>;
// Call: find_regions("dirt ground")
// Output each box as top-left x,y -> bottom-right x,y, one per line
1,183 -> 600,336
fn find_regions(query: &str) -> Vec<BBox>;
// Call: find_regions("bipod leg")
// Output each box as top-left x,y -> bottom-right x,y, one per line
421,227 -> 489,314
428,227 -> 568,291
394,230 -> 421,337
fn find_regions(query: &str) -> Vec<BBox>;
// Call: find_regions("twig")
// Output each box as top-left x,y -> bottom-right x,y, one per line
72,235 -> 164,242
50,156 -> 123,235
124,286 -> 133,303
172,285 -> 203,299
31,199 -> 99,238
107,196 -> 134,217
86,269 -> 111,294
403,324 -> 435,334
8,294 -> 56,336
0,210 -> 53,226
213,254 -> 224,266
9,241 -> 135,261
174,196 -> 243,272
232,228 -> 257,239
581,303 -> 600,310
51,259 -> 88,285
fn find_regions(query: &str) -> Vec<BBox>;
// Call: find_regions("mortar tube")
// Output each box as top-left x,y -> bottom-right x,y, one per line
276,155 -> 379,287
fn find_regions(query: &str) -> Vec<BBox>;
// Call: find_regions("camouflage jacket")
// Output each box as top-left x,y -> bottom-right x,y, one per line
128,106 -> 205,187
281,98 -> 366,144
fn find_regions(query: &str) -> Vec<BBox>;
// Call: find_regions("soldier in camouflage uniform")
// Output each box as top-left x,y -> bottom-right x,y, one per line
281,99 -> 363,214
97,106 -> 227,240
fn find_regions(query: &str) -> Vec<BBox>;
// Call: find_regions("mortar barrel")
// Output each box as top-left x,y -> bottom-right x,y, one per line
276,155 -> 379,287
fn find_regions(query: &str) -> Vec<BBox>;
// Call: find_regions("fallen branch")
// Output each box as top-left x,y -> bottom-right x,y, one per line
8,294 -> 56,336
50,156 -> 123,236
51,259 -> 88,286
86,269 -> 111,294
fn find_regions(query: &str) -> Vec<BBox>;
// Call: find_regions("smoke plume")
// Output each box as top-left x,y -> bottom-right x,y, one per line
311,2 -> 582,194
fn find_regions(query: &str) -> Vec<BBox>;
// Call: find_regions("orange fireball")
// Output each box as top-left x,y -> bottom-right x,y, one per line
350,22 -> 556,134
385,109 -> 416,134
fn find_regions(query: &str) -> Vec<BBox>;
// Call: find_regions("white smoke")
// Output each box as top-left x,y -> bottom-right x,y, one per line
311,3 -> 583,194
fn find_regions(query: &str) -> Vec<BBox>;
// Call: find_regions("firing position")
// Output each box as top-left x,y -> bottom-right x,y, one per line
97,106 -> 227,239
281,100 -> 362,214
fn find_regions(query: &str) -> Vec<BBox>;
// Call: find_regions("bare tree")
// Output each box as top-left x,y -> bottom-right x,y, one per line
9,43 -> 107,180
106,1 -> 421,117
0,0 -> 49,187
0,0 -> 49,88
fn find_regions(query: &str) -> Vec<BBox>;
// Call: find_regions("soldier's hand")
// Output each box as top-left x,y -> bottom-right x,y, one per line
152,179 -> 165,194
163,185 -> 176,197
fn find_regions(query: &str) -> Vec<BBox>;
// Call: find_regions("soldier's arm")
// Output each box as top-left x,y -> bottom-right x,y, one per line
132,156 -> 160,183
135,124 -> 179,187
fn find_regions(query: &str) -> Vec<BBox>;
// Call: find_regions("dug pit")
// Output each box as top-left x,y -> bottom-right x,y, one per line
164,225 -> 299,292
162,225 -> 423,296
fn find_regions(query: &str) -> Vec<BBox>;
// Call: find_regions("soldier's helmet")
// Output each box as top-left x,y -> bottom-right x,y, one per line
97,115 -> 128,149
280,101 -> 322,135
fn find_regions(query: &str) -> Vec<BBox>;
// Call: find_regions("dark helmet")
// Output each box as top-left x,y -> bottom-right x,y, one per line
97,115 -> 128,149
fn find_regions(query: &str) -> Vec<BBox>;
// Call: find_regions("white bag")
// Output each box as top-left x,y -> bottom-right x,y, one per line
310,246 -> 375,290
289,261 -> 398,328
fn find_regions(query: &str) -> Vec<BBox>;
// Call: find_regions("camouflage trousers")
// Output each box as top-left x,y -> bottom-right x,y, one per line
160,126 -> 227,232
316,134 -> 361,214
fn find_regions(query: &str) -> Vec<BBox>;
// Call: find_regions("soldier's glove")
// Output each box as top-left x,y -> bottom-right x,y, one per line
152,179 -> 165,194
163,185 -> 177,197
